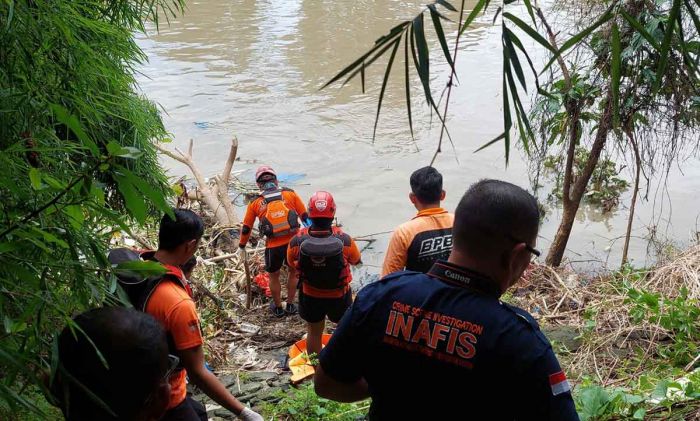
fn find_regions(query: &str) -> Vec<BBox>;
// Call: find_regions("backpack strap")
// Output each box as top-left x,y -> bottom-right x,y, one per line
138,252 -> 191,309
260,188 -> 283,204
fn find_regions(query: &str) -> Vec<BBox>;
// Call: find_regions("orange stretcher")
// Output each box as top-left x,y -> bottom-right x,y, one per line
287,334 -> 332,384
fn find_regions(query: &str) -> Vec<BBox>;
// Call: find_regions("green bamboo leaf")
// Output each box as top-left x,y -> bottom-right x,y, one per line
50,104 -> 99,156
343,32 -> 405,86
414,13 -> 432,104
361,61 -> 366,94
503,28 -> 527,92
459,0 -> 488,35
120,167 -> 173,218
541,5 -> 615,74
505,28 -> 542,89
63,205 -> 85,229
322,22 -> 408,89
620,9 -> 660,50
404,29 -> 415,140
115,260 -> 167,277
373,38 -> 402,141
677,2 -> 700,73
475,132 -> 506,152
522,0 -> 536,24
492,7 -> 502,25
29,168 -> 42,190
428,4 -> 455,70
115,174 -> 146,224
504,59 -> 533,154
503,12 -> 555,53
686,0 -> 700,36
436,0 -> 457,12
654,0 -> 682,92
503,69 -> 512,164
6,0 -> 14,31
611,21 -> 621,128
508,90 -> 531,155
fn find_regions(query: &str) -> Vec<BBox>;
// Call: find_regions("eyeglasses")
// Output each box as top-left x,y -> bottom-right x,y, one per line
143,354 -> 180,406
164,354 -> 180,380
505,234 -> 541,260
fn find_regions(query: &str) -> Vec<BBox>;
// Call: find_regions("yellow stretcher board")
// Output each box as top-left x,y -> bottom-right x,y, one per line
288,334 -> 332,384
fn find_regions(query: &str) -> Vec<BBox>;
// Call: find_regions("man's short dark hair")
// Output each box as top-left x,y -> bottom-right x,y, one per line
453,179 -> 540,259
158,208 -> 204,251
410,166 -> 443,204
52,307 -> 169,420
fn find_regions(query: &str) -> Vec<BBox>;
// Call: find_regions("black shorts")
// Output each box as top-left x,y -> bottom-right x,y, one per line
162,395 -> 207,421
264,244 -> 289,273
299,289 -> 352,323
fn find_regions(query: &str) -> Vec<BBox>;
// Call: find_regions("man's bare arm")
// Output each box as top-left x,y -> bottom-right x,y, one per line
179,345 -> 245,415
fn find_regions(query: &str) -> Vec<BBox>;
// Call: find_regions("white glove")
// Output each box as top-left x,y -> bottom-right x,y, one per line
238,407 -> 263,421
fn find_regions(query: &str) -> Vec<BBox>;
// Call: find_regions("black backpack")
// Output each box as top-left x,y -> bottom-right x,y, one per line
107,248 -> 185,311
299,234 -> 347,290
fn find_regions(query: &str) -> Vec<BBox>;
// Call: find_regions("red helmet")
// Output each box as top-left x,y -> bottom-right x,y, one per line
255,165 -> 277,182
308,191 -> 336,219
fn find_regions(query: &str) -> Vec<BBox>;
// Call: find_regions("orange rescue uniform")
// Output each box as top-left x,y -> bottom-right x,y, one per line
287,226 -> 362,298
145,273 -> 203,409
381,207 -> 454,277
239,189 -> 308,248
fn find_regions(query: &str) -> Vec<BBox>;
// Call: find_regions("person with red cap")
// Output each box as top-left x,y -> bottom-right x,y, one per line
287,191 -> 362,355
239,166 -> 308,317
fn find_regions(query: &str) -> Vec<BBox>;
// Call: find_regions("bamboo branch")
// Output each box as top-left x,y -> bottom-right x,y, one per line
430,0 -> 467,166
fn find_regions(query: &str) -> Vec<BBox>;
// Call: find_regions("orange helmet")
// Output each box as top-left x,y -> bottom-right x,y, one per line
308,191 -> 336,219
255,165 -> 277,182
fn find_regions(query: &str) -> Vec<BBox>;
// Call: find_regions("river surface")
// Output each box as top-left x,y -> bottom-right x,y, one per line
136,0 -> 700,274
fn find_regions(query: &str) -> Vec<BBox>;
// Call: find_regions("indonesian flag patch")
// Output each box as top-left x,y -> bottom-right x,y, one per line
549,371 -> 571,396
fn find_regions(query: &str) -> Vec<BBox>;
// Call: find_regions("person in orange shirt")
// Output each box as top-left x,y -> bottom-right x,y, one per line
287,191 -> 362,355
239,166 -> 308,317
146,209 -> 262,421
381,166 -> 454,277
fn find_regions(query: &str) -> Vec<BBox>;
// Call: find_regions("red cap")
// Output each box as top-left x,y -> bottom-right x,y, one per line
255,165 -> 277,182
308,191 -> 336,219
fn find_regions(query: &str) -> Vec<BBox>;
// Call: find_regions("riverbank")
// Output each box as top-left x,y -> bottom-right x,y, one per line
171,217 -> 700,420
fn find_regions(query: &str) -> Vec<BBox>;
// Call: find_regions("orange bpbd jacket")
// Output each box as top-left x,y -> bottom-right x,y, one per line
287,226 -> 362,298
239,188 -> 308,248
381,208 -> 454,277
144,266 -> 203,410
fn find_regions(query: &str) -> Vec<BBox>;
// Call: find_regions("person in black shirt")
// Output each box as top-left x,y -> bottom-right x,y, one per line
314,179 -> 579,421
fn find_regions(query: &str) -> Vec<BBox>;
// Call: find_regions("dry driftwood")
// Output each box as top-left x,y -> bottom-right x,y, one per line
156,137 -> 241,245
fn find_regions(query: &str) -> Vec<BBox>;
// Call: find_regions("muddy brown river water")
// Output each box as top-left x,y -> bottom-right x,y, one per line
136,0 -> 700,273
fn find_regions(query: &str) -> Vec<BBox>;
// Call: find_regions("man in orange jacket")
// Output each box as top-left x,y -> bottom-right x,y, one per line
239,166 -> 308,317
382,166 -> 454,277
287,191 -> 362,355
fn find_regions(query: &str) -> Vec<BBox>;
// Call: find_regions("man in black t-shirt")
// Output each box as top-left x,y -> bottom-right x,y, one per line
315,179 -> 579,421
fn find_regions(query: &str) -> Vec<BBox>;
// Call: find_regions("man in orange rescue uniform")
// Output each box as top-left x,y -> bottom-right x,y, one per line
147,209 -> 262,421
381,166 -> 454,276
239,166 -> 308,317
287,191 -> 362,355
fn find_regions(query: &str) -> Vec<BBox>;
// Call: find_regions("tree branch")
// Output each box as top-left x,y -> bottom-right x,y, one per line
221,136 -> 238,186
571,91 -> 614,201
